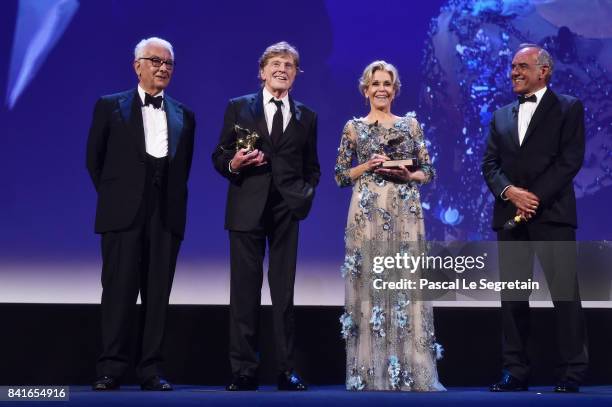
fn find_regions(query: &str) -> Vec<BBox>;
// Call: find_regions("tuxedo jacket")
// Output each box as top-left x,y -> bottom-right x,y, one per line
482,88 -> 585,231
212,90 -> 320,231
86,88 -> 195,238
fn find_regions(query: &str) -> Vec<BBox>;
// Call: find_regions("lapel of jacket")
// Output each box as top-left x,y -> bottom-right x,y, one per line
250,90 -> 271,144
276,95 -> 303,149
521,88 -> 556,147
164,95 -> 184,160
119,89 -> 146,159
509,101 -> 520,148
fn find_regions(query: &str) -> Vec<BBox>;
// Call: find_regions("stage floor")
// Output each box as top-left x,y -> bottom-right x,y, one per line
5,385 -> 611,406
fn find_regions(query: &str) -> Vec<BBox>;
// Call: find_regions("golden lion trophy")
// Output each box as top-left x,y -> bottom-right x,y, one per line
233,124 -> 260,152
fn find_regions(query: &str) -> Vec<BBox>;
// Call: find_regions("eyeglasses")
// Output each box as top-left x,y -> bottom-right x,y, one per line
139,57 -> 175,69
510,63 -> 547,72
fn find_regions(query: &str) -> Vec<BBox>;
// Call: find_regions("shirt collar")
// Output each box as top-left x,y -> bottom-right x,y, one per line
137,85 -> 165,106
262,87 -> 289,110
526,86 -> 547,104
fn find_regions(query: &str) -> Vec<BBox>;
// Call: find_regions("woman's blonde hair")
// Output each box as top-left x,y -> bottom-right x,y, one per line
358,60 -> 401,96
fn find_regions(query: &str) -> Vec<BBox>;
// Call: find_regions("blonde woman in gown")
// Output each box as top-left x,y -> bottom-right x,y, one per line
334,61 -> 445,391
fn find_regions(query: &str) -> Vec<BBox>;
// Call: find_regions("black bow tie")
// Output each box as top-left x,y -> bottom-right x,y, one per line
144,93 -> 163,109
518,94 -> 537,104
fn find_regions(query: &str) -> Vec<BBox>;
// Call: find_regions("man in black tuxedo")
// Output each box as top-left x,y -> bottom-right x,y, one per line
483,44 -> 587,393
212,41 -> 320,391
87,37 -> 195,391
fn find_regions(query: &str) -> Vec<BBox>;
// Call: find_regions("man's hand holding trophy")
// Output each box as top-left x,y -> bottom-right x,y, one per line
229,125 -> 267,173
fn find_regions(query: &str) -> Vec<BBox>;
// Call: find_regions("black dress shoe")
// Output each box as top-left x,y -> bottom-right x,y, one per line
554,381 -> 579,393
226,375 -> 258,391
278,371 -> 307,391
92,376 -> 120,391
140,376 -> 173,391
489,372 -> 528,392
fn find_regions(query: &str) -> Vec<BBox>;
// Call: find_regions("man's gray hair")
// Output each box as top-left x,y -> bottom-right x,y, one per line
518,43 -> 554,82
134,37 -> 174,60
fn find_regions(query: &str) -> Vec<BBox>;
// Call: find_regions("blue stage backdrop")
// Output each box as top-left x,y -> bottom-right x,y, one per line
0,0 -> 610,304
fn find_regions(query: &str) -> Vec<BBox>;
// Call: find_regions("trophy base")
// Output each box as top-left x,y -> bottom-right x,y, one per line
381,159 -> 415,168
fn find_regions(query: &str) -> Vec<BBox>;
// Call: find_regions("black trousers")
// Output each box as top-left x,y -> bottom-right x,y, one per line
228,187 -> 299,377
497,223 -> 588,383
96,156 -> 181,381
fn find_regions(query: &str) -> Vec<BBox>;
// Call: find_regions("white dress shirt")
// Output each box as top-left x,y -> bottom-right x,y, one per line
137,85 -> 168,158
518,86 -> 547,146
262,87 -> 291,134
500,86 -> 548,200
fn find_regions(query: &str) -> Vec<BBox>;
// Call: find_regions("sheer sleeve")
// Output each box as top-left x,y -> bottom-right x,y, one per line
334,120 -> 358,187
410,117 -> 435,184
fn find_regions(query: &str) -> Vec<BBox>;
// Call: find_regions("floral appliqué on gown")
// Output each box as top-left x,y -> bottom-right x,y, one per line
335,113 -> 445,391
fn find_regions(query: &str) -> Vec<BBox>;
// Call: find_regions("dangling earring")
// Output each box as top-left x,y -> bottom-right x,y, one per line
365,96 -> 369,106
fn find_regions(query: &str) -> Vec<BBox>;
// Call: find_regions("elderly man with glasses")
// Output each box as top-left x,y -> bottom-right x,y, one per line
87,37 -> 195,391
482,44 -> 587,393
